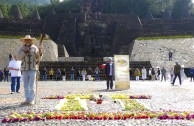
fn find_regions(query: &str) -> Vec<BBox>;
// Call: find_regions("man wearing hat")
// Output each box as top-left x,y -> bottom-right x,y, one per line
17,35 -> 43,105
105,57 -> 114,90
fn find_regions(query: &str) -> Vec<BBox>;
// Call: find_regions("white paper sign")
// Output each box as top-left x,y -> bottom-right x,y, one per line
114,55 -> 130,90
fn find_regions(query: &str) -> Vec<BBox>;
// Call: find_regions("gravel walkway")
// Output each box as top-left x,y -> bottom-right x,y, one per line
0,80 -> 194,126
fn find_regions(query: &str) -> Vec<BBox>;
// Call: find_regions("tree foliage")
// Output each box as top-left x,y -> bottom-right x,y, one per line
0,4 -> 11,18
0,0 -> 193,19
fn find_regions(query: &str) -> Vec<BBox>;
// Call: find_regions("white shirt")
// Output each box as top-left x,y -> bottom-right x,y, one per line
141,69 -> 147,76
8,60 -> 21,77
95,68 -> 100,74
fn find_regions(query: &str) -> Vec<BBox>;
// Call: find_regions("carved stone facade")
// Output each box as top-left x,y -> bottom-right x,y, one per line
80,0 -> 104,21
0,1 -> 194,57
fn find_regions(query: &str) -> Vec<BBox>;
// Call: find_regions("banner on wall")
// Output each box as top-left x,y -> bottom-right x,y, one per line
114,55 -> 130,90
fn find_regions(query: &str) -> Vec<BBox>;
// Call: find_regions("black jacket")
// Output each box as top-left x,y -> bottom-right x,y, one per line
105,63 -> 114,76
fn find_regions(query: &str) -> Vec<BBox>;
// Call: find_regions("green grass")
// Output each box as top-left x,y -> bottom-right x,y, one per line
136,35 -> 193,40
0,35 -> 43,40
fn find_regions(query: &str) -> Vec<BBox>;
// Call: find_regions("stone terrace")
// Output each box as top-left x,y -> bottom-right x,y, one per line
0,80 -> 194,125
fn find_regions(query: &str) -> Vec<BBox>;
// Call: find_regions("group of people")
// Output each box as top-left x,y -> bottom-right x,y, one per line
131,62 -> 192,85
40,66 -> 101,81
4,34 -> 194,107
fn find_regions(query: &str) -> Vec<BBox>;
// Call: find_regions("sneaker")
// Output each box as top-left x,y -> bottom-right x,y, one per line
21,101 -> 35,106
11,92 -> 14,94
21,101 -> 30,105
28,101 -> 35,106
16,91 -> 20,93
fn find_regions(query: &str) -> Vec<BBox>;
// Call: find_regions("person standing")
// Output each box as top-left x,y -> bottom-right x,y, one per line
134,68 -> 141,81
161,67 -> 166,81
76,68 -> 81,81
157,68 -> 161,80
105,57 -> 114,90
17,35 -> 42,105
42,67 -> 48,81
87,67 -> 93,81
48,68 -> 54,80
81,68 -> 87,81
151,68 -> 156,81
61,68 -> 66,81
3,67 -> 9,82
70,67 -> 75,81
171,62 -> 181,85
141,67 -> 147,81
95,66 -> 100,81
189,67 -> 194,82
8,55 -> 21,94
169,51 -> 173,61
55,68 -> 61,81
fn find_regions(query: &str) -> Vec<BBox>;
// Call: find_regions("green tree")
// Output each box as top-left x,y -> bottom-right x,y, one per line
18,3 -> 34,19
0,4 -> 11,18
50,0 -> 60,6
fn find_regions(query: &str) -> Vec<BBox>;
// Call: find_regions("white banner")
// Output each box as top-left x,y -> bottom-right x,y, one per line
114,55 -> 130,90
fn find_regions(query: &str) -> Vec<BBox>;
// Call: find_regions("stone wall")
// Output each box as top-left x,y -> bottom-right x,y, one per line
0,38 -> 58,70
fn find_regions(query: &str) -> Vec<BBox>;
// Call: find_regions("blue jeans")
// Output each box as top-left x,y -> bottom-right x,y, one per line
4,75 -> 9,82
95,74 -> 100,80
106,75 -> 113,89
42,74 -> 47,81
22,71 -> 36,102
77,75 -> 80,81
11,77 -> 20,92
70,74 -> 74,81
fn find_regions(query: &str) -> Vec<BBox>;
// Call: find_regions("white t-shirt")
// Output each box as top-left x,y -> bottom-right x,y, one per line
8,60 -> 21,77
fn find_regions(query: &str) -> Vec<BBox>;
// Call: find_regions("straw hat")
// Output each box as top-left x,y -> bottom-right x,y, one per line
20,35 -> 36,44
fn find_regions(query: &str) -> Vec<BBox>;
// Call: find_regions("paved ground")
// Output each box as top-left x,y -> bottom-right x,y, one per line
0,79 -> 194,126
